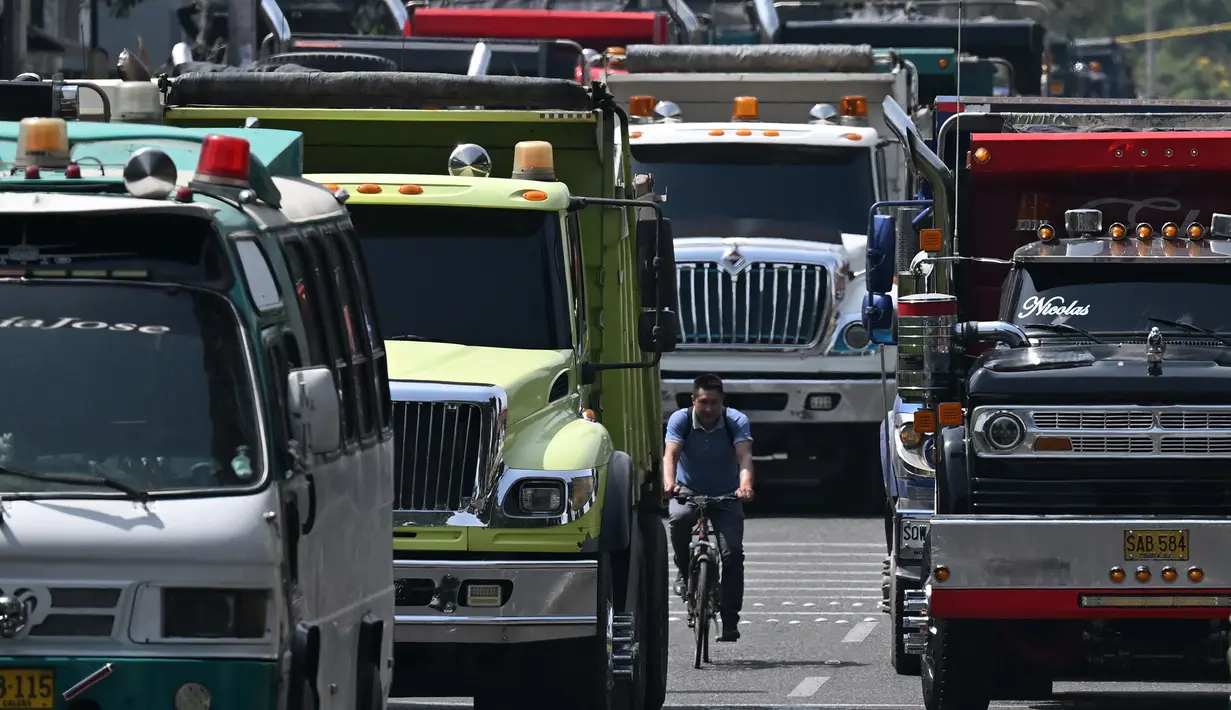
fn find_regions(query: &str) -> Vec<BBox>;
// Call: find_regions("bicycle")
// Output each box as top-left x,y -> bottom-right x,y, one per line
676,491 -> 739,669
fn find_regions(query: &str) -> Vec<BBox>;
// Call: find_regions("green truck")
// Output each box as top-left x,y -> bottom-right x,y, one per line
160,72 -> 674,709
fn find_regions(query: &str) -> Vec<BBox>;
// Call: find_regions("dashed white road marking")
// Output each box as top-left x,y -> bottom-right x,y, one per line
743,566 -> 884,572
786,676 -> 830,697
842,620 -> 879,642
744,542 -> 884,547
744,586 -> 882,592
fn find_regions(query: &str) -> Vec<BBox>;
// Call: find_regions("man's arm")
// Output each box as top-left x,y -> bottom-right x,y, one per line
732,414 -> 754,499
663,411 -> 686,495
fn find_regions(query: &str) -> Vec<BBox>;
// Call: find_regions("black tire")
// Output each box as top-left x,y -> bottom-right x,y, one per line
570,552 -> 616,710
920,541 -> 990,710
638,512 -> 669,710
890,572 -> 922,676
262,51 -> 398,72
692,561 -> 709,670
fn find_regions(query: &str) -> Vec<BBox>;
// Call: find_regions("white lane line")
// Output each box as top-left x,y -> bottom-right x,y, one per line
743,593 -> 883,598
722,611 -> 878,616
842,620 -> 879,642
744,564 -> 884,569
745,570 -> 880,575
786,676 -> 829,697
739,552 -> 886,557
744,542 -> 885,547
745,586 -> 882,591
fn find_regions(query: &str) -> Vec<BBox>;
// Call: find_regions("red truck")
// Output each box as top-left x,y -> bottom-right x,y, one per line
866,97 -> 1231,708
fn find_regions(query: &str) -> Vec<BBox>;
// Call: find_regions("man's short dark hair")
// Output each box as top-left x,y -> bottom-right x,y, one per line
693,374 -> 724,395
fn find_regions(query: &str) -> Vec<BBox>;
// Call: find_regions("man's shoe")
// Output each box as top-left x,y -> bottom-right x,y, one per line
673,573 -> 687,599
717,616 -> 740,642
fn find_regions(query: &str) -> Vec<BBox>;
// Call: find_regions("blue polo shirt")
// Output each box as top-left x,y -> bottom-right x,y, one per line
665,407 -> 752,496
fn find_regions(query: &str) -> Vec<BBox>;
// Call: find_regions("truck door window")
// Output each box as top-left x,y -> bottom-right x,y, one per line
280,234 -> 329,369
296,227 -> 354,447
338,219 -> 392,434
234,238 -> 283,312
323,221 -> 376,442
566,212 -> 586,354
313,225 -> 363,446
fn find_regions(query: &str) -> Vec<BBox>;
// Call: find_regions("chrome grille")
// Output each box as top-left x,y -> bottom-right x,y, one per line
1159,410 -> 1231,429
393,401 -> 494,511
674,262 -> 827,346
1068,436 -> 1154,454
1159,436 -> 1231,455
1033,411 -> 1154,430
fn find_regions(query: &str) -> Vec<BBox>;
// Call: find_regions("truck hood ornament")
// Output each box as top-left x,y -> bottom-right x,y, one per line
719,243 -> 750,276
1146,326 -> 1166,365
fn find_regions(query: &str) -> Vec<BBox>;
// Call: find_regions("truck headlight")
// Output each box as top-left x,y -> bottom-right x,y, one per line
515,480 -> 566,516
162,588 -> 268,639
985,413 -> 1025,450
899,425 -> 922,448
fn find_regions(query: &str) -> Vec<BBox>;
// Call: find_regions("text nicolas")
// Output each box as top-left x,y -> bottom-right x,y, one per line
0,317 -> 170,334
1017,296 -> 1091,319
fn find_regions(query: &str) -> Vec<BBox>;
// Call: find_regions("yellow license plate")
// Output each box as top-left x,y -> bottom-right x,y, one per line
1124,529 -> 1190,561
0,669 -> 54,709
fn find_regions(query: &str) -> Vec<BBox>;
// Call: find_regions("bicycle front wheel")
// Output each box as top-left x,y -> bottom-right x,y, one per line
693,560 -> 709,669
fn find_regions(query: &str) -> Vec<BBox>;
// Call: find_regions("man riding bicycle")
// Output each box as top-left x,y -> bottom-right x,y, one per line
663,374 -> 755,642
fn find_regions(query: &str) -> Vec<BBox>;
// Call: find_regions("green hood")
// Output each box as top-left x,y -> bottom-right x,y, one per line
386,341 -> 573,426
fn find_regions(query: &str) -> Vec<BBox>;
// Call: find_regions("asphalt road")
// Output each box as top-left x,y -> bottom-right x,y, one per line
392,509 -> 1231,710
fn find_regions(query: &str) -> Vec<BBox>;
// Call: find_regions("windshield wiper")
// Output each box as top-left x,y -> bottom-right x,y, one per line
1024,322 -> 1107,344
0,462 -> 149,503
386,334 -> 424,341
1148,317 -> 1231,346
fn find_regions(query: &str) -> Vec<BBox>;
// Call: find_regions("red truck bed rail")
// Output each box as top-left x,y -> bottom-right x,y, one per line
406,9 -> 670,44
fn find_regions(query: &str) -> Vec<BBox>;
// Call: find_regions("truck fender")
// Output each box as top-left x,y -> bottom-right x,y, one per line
880,417 -> 901,500
287,621 -> 321,710
935,426 -> 970,514
600,451 -> 634,552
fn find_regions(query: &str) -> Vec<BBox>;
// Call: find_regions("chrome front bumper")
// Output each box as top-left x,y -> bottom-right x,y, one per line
661,377 -> 896,424
392,558 -> 597,644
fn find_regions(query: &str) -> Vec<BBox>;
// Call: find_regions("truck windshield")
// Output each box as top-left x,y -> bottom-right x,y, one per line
0,283 -> 263,496
629,143 -> 875,241
1010,261 -> 1231,336
349,204 -> 572,351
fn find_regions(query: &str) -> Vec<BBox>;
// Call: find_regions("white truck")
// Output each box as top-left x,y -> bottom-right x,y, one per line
608,44 -> 911,504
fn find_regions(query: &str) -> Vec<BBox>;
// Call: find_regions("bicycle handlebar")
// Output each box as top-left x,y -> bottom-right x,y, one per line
674,492 -> 740,505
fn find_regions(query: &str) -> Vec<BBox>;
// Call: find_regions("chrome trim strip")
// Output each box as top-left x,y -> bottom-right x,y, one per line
971,404 -> 1231,458
394,559 -> 597,570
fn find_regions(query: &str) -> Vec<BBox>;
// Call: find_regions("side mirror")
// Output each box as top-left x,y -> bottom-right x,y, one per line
638,310 -> 678,354
286,366 -> 341,455
863,292 -> 896,345
867,213 -> 896,295
637,217 -> 676,309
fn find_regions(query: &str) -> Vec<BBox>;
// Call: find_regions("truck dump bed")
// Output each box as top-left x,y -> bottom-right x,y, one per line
275,34 -> 586,77
163,72 -> 598,175
606,44 -> 905,124
939,106 -> 1231,323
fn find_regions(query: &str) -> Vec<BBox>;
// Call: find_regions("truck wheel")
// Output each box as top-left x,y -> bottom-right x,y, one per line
638,511 -> 669,710
921,618 -> 991,710
262,51 -> 397,72
890,572 -> 921,676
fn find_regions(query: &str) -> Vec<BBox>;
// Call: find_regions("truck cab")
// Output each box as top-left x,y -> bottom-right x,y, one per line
620,85 -> 895,503
867,94 -> 1231,707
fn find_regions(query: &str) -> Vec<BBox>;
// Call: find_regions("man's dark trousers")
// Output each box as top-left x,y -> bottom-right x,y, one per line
668,487 -> 745,622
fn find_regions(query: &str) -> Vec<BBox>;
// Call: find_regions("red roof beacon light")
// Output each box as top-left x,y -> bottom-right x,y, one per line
195,134 -> 251,186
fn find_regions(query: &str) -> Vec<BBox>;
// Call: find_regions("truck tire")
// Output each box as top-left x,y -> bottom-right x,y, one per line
262,52 -> 398,72
890,572 -> 921,676
920,541 -> 990,710
921,618 -> 991,710
638,511 -> 669,710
